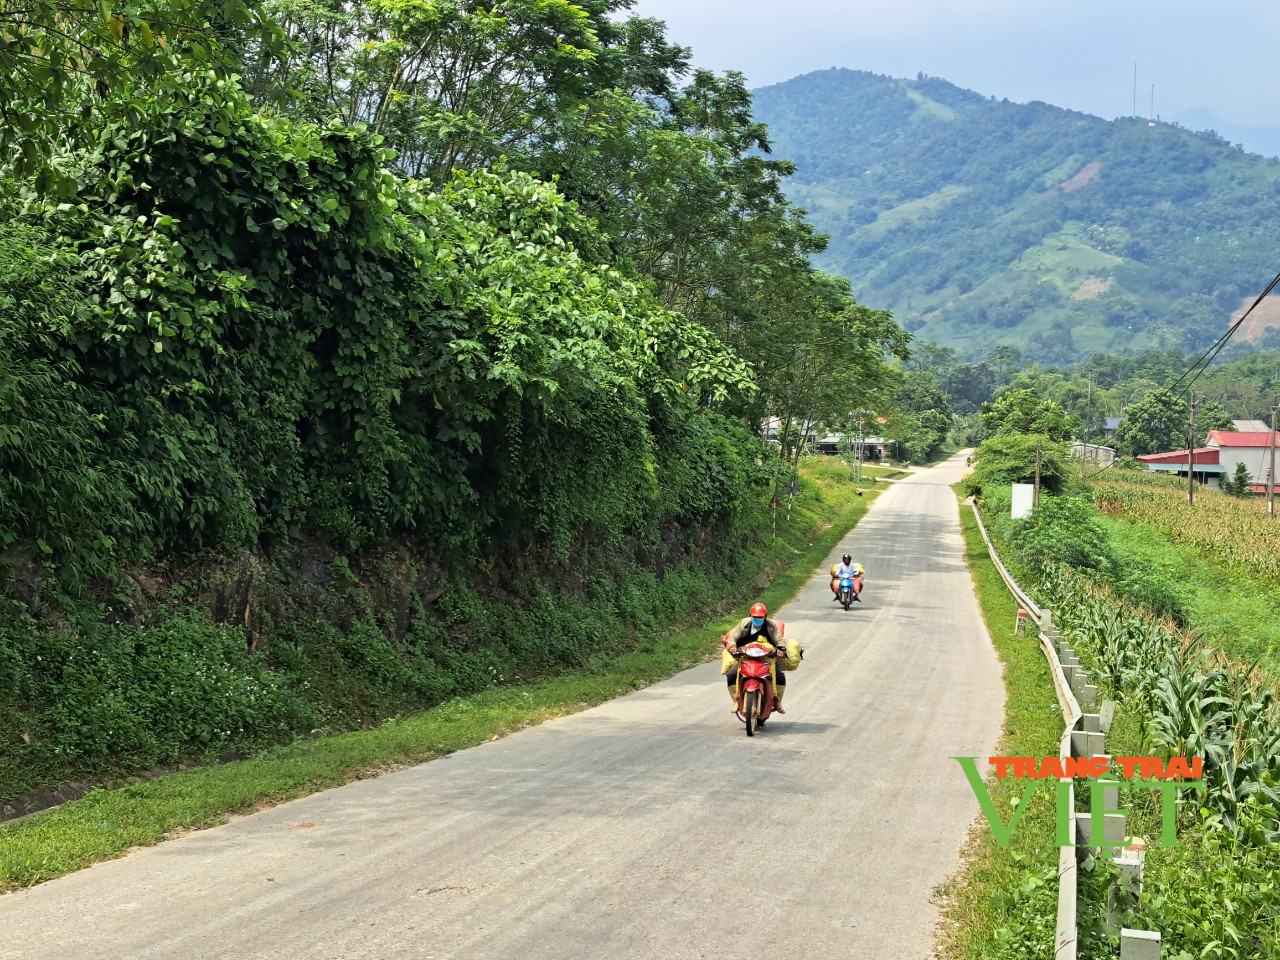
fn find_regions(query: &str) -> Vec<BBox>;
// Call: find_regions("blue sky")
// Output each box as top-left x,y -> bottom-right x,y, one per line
628,0 -> 1280,155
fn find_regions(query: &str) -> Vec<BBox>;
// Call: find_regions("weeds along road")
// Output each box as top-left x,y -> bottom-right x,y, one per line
0,452 -> 1004,960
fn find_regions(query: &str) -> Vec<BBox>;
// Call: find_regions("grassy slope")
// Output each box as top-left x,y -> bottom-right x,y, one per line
1099,513 -> 1280,677
938,498 -> 1063,960
0,457 -> 884,892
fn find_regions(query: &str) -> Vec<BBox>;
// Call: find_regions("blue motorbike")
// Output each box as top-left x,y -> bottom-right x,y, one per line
838,576 -> 855,610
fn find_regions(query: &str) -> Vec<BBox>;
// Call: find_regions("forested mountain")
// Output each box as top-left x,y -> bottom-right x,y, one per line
752,69 -> 1280,363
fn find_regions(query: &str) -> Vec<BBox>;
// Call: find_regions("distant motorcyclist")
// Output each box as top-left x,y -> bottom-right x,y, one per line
831,554 -> 863,602
722,602 -> 787,713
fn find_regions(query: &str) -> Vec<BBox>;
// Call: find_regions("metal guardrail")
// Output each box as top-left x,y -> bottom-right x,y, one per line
970,501 -> 1079,960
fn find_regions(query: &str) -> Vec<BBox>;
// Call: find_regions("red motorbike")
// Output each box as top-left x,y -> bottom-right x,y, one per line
731,640 -> 781,736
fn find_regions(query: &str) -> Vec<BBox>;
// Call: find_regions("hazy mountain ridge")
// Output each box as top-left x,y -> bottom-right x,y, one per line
752,69 -> 1280,362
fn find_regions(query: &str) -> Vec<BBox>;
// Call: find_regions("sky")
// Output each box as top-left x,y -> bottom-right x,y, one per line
627,0 -> 1280,154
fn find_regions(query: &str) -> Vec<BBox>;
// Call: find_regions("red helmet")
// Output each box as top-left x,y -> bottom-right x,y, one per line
750,602 -> 767,619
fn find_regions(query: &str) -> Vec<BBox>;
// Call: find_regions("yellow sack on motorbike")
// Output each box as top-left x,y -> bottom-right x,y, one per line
778,638 -> 804,671
829,563 -> 839,578
720,646 -> 736,675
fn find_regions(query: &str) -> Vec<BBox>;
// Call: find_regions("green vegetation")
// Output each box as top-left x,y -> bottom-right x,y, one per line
0,457 -> 881,891
967,444 -> 1280,957
0,0 -> 916,814
751,69 -> 1280,362
938,498 -> 1064,960
1041,572 -> 1280,960
1095,473 -> 1280,676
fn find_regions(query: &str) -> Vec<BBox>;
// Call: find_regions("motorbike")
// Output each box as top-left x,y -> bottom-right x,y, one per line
731,640 -> 781,736
838,575 -> 855,610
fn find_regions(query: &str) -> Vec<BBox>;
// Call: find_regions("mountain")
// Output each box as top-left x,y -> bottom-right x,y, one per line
1169,108 -> 1280,161
751,69 -> 1280,363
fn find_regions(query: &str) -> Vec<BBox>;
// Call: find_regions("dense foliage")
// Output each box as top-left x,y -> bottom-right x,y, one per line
977,489 -> 1280,956
751,69 -> 1280,363
0,1 -> 919,800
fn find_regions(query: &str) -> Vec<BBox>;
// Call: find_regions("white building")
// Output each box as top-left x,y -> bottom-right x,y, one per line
1205,430 -> 1280,491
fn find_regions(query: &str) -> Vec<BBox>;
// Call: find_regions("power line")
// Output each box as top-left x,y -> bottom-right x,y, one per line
1171,268 -> 1280,400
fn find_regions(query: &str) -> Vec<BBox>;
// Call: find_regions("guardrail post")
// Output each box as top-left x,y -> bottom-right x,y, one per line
1075,811 -> 1129,859
1099,700 -> 1116,733
1070,729 -> 1105,758
1070,669 -> 1091,697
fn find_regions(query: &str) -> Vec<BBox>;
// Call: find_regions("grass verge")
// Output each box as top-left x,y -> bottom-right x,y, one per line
937,496 -> 1065,960
0,458 -> 884,892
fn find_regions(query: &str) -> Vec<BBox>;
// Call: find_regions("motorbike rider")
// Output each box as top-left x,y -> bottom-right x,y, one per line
831,554 -> 863,602
722,602 -> 787,713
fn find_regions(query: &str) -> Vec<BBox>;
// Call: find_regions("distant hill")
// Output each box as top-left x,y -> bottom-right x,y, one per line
752,69 -> 1280,363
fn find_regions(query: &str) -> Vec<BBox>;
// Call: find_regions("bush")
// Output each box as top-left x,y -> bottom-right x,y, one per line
964,433 -> 1070,498
1004,496 -> 1115,576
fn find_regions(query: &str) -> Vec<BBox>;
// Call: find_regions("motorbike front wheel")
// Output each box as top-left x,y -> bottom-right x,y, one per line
743,689 -> 758,736
841,590 -> 852,610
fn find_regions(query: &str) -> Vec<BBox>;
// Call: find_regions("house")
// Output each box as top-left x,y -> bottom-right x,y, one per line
814,434 -> 887,461
1205,430 -> 1280,492
1072,442 -> 1116,467
1102,417 -> 1122,441
1135,447 -> 1223,488
1232,419 -> 1270,433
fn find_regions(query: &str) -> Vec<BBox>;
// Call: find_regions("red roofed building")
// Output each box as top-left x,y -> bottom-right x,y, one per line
1206,431 -> 1280,491
1136,447 -> 1224,486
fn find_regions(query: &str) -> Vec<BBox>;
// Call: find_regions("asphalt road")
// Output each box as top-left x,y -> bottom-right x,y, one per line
0,452 -> 1005,960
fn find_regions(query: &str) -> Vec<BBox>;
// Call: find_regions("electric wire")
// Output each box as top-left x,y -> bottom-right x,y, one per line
1171,268 -> 1280,399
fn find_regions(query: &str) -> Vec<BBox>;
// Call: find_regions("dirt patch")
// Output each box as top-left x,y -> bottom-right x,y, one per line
1052,161 -> 1102,193
1071,275 -> 1112,300
1233,293 -> 1280,341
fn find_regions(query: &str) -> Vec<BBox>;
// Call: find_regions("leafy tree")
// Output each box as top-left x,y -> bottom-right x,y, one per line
979,388 -> 1079,441
888,369 -> 953,463
1195,398 -> 1234,435
1,0 -> 273,190
1112,388 -> 1230,456
963,433 -> 1069,497
1115,389 -> 1184,456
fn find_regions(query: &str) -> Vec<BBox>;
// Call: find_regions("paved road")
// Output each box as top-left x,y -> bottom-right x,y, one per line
0,453 -> 1004,960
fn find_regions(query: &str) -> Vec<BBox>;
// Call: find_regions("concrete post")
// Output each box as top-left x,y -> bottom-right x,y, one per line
1076,812 -> 1129,859
1083,714 -> 1102,733
1080,683 -> 1099,707
1071,729 -> 1106,758
1100,700 -> 1117,733
1115,838 -> 1146,893
1120,928 -> 1160,959
1041,609 -> 1053,633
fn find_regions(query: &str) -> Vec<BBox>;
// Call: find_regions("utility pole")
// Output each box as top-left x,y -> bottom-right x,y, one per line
1269,401 -> 1278,516
1034,438 -> 1042,509
1187,395 -> 1196,506
1082,373 -> 1093,481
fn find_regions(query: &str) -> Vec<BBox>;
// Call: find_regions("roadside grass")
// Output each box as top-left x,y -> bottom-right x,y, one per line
937,497 -> 1065,960
1099,514 -> 1280,678
0,458 -> 886,892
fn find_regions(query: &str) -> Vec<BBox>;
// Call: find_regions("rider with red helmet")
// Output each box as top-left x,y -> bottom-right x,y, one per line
722,601 -> 787,713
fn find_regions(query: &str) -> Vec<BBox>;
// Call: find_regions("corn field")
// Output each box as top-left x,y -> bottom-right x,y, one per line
1092,469 -> 1280,580
1037,569 -> 1280,958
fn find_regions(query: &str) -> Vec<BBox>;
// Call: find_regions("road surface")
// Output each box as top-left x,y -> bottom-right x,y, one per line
0,452 -> 1004,959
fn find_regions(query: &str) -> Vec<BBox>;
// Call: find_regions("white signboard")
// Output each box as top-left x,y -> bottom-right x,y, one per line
1011,483 -> 1035,519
